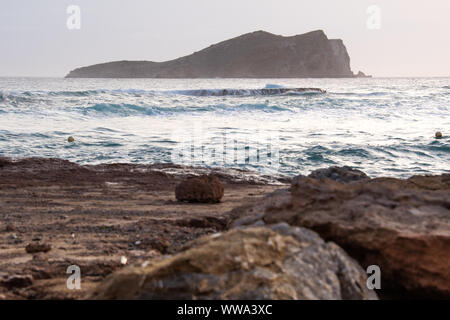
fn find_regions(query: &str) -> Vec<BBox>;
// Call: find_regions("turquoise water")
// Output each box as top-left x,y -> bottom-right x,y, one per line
0,77 -> 449,177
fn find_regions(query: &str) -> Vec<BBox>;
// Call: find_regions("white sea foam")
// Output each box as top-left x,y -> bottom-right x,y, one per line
0,77 -> 448,178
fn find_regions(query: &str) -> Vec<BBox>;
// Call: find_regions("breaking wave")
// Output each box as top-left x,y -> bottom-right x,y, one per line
170,87 -> 325,96
1,77 -> 449,178
0,87 -> 325,100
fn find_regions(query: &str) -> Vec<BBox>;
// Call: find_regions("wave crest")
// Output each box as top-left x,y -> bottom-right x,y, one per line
172,87 -> 325,96
0,87 -> 325,100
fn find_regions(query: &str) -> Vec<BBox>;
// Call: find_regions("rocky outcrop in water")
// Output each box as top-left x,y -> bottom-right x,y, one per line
89,225 -> 377,300
233,168 -> 450,298
66,30 -> 357,78
306,166 -> 370,183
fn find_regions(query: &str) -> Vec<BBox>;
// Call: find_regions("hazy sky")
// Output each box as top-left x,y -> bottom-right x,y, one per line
1,0 -> 449,77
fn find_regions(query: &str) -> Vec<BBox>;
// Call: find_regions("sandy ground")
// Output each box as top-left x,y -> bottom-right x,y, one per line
0,158 -> 288,299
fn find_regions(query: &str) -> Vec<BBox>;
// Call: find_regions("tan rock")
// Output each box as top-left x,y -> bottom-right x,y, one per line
89,226 -> 377,300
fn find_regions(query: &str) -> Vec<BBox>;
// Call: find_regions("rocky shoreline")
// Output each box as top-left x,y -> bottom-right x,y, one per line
0,158 -> 448,299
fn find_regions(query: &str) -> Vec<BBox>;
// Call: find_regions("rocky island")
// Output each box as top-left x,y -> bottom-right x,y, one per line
66,30 -> 365,78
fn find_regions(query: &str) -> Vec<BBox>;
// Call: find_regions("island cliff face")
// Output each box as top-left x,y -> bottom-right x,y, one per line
66,30 -> 356,78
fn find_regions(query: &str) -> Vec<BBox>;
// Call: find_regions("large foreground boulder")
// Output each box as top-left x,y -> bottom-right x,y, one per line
256,172 -> 450,298
175,174 -> 224,203
89,225 -> 377,300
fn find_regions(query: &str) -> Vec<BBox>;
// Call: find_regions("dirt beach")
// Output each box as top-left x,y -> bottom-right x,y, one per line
0,157 -> 288,299
2,157 -> 449,300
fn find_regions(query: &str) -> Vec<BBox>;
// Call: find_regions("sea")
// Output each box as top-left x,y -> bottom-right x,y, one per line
0,77 -> 449,178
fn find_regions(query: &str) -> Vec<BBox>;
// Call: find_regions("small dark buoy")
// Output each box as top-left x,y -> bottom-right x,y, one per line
68,136 -> 75,143
435,131 -> 443,139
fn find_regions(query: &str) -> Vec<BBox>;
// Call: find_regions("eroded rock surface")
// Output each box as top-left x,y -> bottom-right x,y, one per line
247,173 -> 450,298
89,226 -> 377,300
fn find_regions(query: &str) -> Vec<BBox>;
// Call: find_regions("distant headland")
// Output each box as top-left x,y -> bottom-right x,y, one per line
66,30 -> 369,78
